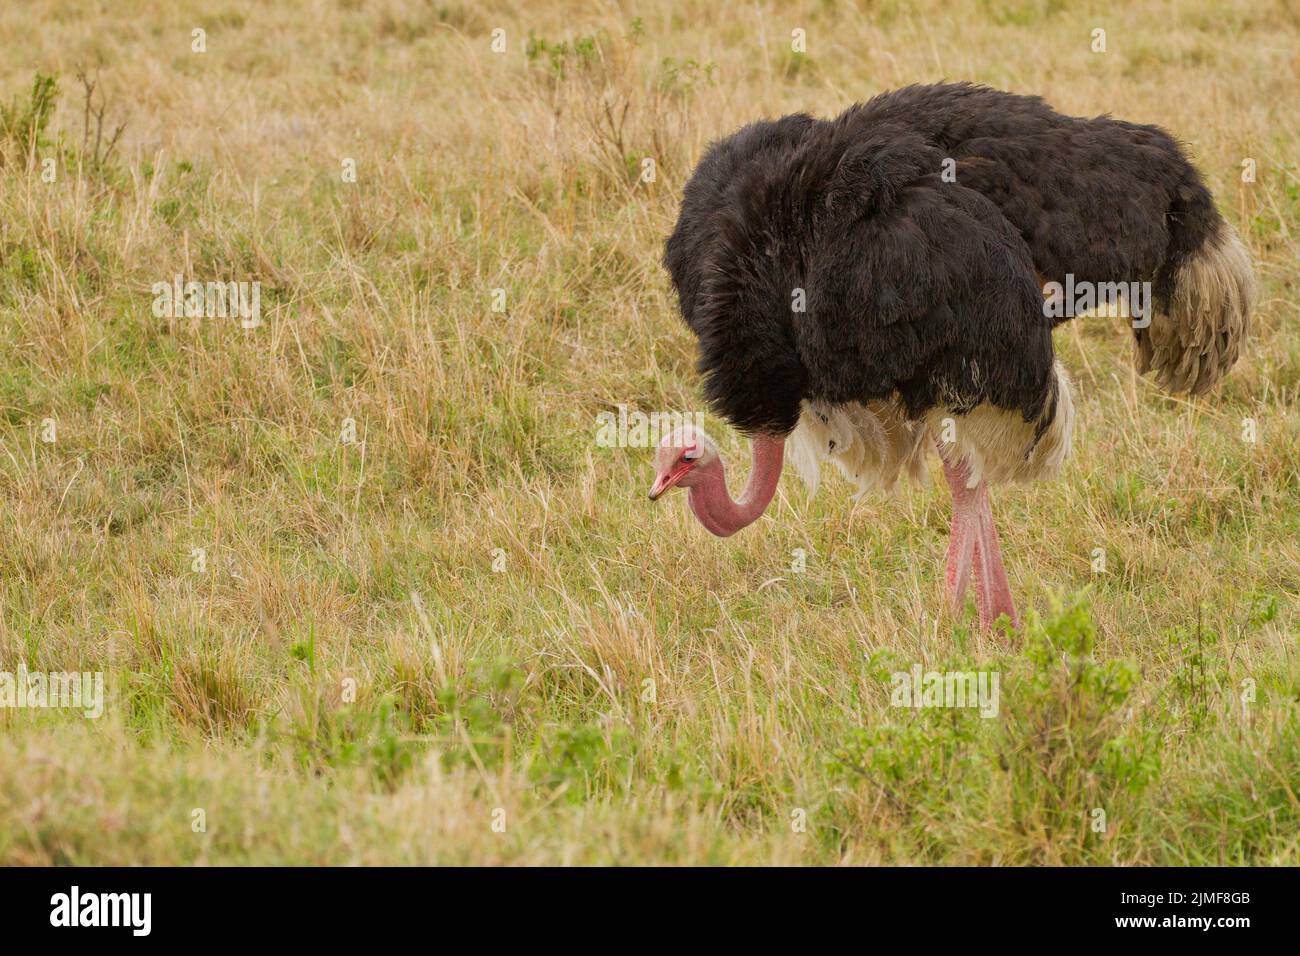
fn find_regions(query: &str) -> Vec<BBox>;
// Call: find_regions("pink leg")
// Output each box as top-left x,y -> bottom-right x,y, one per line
945,500 -> 976,606
940,449 -> 1019,631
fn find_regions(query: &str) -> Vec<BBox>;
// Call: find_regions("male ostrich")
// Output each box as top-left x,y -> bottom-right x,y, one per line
649,83 -> 1253,630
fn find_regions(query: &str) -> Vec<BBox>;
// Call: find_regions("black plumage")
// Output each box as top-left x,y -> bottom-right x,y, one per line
664,82 -> 1250,439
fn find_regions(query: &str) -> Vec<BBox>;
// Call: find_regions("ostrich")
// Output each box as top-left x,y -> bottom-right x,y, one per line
649,83 -> 1254,630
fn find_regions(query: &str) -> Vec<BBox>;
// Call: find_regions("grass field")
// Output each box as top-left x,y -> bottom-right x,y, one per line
0,0 -> 1297,865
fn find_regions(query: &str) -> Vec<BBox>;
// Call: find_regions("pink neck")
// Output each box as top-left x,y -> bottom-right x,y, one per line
687,434 -> 785,537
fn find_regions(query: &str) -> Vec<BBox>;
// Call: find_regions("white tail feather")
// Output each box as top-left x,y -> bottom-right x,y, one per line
1137,223 -> 1254,395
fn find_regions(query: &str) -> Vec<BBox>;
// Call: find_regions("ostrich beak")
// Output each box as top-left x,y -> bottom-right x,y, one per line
648,461 -> 693,501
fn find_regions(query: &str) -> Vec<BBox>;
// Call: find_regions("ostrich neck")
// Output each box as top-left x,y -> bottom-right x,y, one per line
687,434 -> 785,537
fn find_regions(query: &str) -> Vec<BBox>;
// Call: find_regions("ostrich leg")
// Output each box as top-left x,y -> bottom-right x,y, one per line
940,449 -> 1020,631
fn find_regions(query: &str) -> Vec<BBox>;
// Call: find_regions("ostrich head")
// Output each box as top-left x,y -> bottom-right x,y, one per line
648,424 -> 786,537
647,423 -> 718,500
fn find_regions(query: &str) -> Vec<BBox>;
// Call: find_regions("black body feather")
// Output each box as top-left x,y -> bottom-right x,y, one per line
664,82 -> 1230,436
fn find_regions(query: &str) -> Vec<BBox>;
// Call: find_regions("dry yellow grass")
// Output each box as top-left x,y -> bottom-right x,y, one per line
0,0 -> 1297,865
